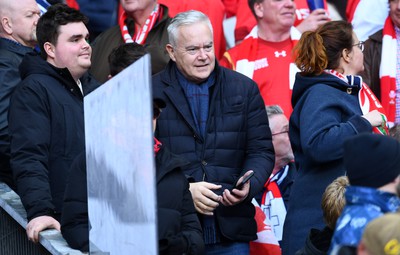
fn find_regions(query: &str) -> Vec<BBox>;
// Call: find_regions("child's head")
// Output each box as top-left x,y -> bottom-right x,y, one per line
321,176 -> 349,229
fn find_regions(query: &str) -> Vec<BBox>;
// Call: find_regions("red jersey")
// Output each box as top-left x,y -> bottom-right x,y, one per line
220,27 -> 300,118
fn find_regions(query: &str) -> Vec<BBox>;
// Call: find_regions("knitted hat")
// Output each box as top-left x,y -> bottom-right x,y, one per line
344,133 -> 400,188
362,213 -> 400,255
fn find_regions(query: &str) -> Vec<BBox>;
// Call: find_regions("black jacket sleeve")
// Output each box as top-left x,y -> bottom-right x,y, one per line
180,180 -> 204,255
61,152 -> 89,252
9,83 -> 55,220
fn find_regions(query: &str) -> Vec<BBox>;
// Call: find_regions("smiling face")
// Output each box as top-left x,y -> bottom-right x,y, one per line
166,22 -> 215,84
254,0 -> 296,30
45,22 -> 91,80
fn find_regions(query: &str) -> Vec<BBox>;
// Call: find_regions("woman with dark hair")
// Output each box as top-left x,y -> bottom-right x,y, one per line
281,20 -> 387,255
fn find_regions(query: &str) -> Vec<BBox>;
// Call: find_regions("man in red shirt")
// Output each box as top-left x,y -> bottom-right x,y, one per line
220,0 -> 303,118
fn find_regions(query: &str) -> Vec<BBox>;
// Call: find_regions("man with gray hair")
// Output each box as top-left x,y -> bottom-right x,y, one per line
0,0 -> 40,190
153,10 -> 275,254
265,105 -> 295,178
253,105 -> 296,242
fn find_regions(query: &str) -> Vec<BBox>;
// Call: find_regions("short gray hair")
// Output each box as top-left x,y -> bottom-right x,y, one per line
265,105 -> 284,117
167,10 -> 213,47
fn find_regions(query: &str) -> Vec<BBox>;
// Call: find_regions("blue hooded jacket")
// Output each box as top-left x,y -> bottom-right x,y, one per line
329,186 -> 400,252
281,72 -> 373,255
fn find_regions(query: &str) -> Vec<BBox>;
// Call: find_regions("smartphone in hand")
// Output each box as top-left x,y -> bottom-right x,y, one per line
231,171 -> 254,191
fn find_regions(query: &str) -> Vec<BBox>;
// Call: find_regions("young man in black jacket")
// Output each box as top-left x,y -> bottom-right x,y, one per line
8,3 -> 99,243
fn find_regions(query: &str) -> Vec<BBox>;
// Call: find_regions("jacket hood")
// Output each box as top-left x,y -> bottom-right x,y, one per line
19,52 -> 73,81
345,186 -> 400,212
19,52 -> 99,97
291,72 -> 355,107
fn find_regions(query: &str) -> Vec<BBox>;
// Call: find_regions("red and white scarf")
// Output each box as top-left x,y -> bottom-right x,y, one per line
118,4 -> 160,44
380,16 -> 397,125
326,70 -> 389,135
249,166 -> 291,255
250,199 -> 281,255
224,25 -> 301,79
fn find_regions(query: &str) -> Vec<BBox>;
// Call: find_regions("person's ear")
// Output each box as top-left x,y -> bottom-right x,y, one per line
1,17 -> 12,35
254,2 -> 264,19
342,48 -> 351,63
44,42 -> 56,59
107,74 -> 112,80
166,44 -> 176,62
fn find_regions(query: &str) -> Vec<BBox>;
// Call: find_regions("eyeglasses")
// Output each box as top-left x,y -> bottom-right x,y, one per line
353,41 -> 365,52
153,107 -> 162,119
271,130 -> 289,136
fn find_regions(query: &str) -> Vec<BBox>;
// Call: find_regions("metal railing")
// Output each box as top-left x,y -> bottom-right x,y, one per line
0,182 -> 85,255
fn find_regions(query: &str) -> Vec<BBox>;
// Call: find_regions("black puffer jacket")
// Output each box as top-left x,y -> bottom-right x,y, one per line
61,147 -> 205,254
8,52 -> 99,221
153,61 -> 275,242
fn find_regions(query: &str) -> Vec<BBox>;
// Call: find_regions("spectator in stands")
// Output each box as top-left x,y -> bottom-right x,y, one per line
254,105 -> 296,242
233,0 -> 330,44
220,0 -> 302,118
296,176 -> 349,255
8,4 -> 99,243
90,0 -> 171,83
0,0 -> 40,190
153,10 -> 275,255
329,133 -> 400,252
362,0 -> 400,126
282,20 -> 387,255
357,213 -> 400,255
62,43 -> 205,254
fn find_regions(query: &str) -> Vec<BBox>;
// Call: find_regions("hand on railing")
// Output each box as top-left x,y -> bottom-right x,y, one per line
26,215 -> 60,243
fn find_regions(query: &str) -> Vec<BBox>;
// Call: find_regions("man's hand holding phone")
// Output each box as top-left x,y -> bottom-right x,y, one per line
189,182 -> 222,216
221,170 -> 254,207
230,171 -> 254,192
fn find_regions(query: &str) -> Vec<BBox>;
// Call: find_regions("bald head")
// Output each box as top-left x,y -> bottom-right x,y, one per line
0,0 -> 11,17
0,0 -> 40,47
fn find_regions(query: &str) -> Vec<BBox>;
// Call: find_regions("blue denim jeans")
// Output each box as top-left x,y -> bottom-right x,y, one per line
205,242 -> 250,255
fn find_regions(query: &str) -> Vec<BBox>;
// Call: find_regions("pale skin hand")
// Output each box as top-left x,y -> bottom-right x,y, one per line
26,216 -> 61,243
296,9 -> 329,33
362,110 -> 385,127
189,182 -> 222,216
220,170 -> 253,207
